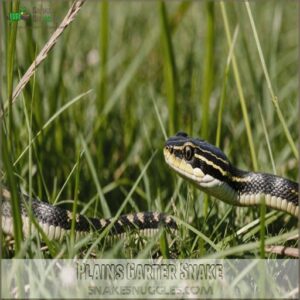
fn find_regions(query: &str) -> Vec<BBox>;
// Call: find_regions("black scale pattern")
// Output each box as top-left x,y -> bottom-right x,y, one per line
230,168 -> 298,205
91,212 -> 177,235
2,191 -> 177,236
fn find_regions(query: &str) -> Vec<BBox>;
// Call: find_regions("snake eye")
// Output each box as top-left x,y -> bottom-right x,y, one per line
184,146 -> 193,160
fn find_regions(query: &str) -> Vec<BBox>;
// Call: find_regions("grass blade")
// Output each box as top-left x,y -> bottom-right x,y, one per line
159,1 -> 178,134
98,0 -> 109,107
80,134 -> 111,218
13,90 -> 92,166
201,2 -> 215,140
6,0 -> 20,142
245,2 -> 298,159
220,1 -> 258,171
1,135 -> 23,252
258,104 -> 276,173
215,26 -> 239,147
70,149 -> 82,252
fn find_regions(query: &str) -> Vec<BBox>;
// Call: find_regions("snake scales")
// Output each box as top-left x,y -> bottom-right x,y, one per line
1,132 -> 298,242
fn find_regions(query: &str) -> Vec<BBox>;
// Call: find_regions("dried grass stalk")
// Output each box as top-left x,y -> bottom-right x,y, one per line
1,0 -> 86,117
265,245 -> 299,257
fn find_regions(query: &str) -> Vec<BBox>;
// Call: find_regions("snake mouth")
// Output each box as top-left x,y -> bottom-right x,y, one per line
163,147 -> 205,183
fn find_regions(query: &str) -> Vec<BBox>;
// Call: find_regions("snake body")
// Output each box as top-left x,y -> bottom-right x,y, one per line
1,188 -> 176,241
1,132 -> 298,242
164,132 -> 299,217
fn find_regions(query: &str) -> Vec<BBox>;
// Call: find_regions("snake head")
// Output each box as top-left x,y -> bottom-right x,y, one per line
164,132 -> 230,189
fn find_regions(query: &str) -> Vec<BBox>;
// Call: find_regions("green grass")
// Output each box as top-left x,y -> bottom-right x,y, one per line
1,1 -> 298,259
